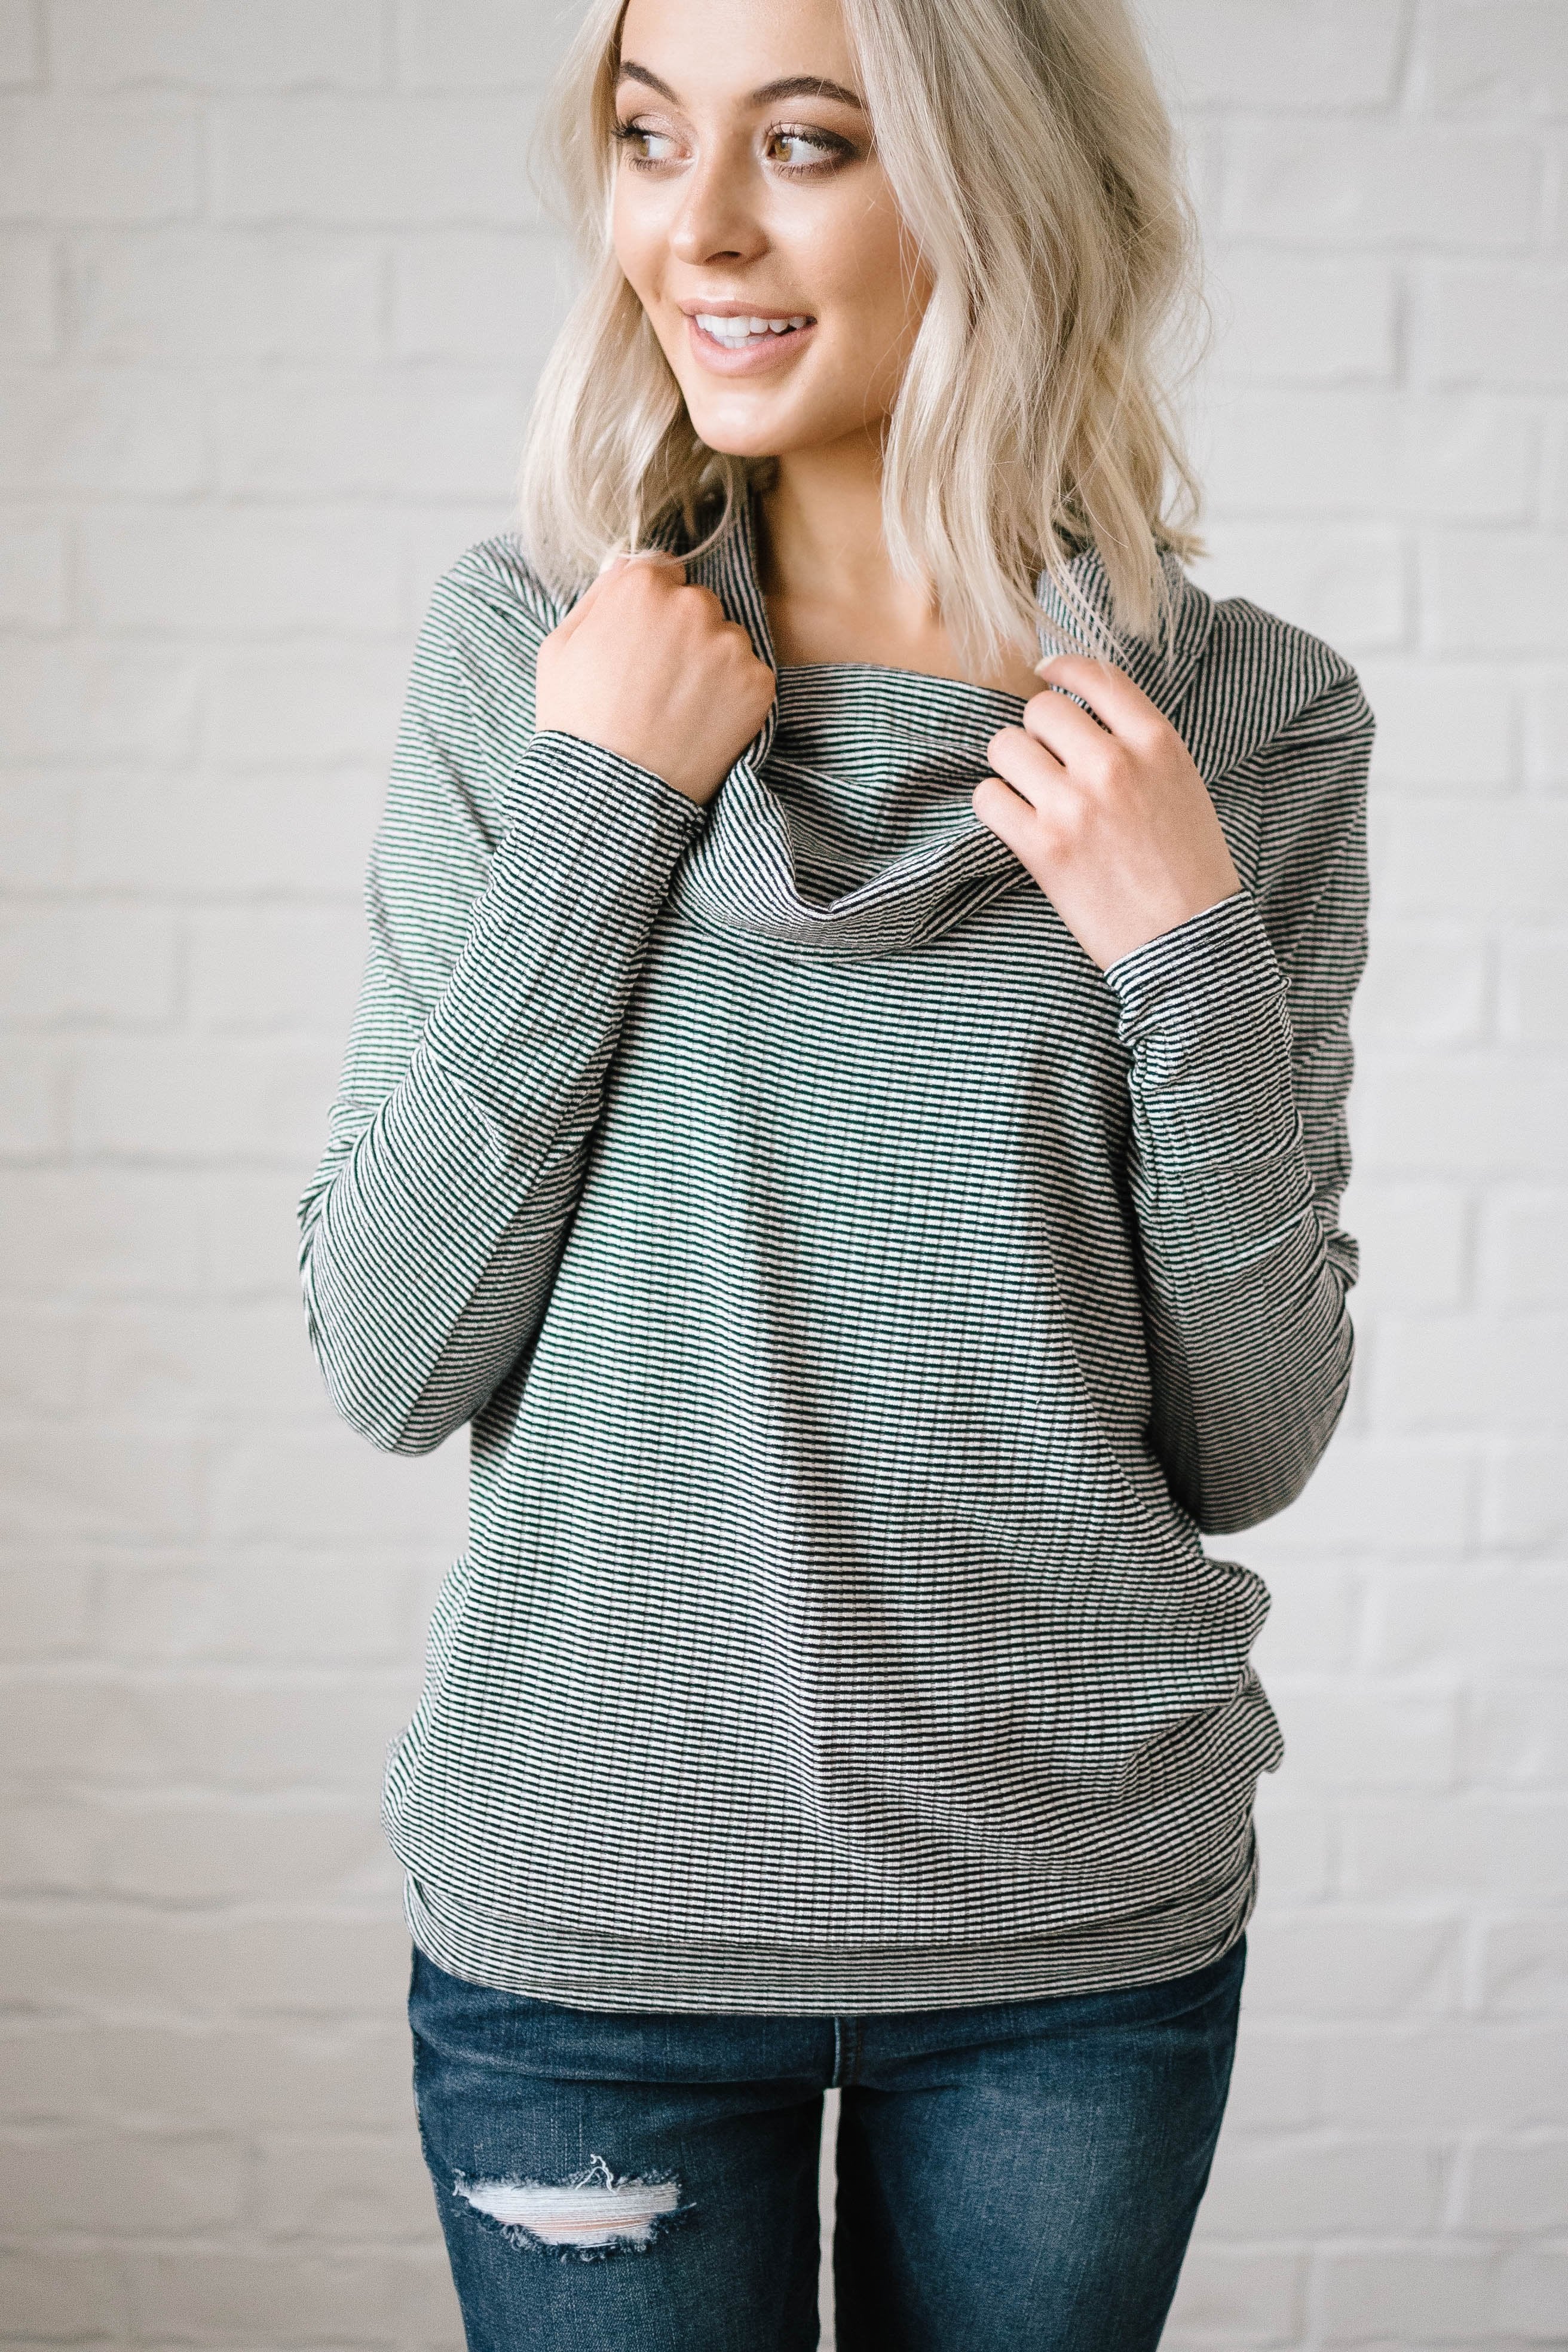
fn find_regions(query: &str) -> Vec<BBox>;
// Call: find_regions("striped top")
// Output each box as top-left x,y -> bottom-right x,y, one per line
297,484 -> 1373,2014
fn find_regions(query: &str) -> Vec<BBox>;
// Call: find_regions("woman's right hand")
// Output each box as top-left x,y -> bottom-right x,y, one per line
533,553 -> 777,807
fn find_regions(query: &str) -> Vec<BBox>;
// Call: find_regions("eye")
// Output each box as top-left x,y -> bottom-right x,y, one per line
611,117 -> 680,168
765,124 -> 855,176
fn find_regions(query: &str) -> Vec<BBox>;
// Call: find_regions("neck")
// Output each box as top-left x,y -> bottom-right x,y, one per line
756,434 -> 936,635
752,435 -> 1045,697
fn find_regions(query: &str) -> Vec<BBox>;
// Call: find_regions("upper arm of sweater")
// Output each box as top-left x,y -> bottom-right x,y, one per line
368,545 -> 555,1008
305,551 -> 541,1200
1251,662 -> 1376,1258
296,541 -> 707,1454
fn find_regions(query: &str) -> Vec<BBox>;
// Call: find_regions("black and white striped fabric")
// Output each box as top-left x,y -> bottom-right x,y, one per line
298,485 -> 1373,2014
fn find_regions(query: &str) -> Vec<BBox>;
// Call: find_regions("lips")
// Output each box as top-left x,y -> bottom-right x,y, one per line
684,311 -> 817,374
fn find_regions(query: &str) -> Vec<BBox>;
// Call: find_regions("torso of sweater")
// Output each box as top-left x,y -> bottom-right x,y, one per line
299,489 -> 1374,2012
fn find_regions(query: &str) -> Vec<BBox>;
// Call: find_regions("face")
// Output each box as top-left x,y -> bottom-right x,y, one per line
609,0 -> 930,460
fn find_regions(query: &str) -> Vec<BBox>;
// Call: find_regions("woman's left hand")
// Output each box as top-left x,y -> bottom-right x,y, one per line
972,653 -> 1242,971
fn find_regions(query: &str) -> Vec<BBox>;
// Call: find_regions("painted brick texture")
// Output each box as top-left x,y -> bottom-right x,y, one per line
0,4 -> 1561,2348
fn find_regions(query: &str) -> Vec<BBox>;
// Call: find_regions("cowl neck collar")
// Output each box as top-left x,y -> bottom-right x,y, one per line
648,482 -> 1216,959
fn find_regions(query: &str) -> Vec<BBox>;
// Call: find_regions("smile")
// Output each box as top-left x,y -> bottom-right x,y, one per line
685,312 -> 817,375
694,312 -> 813,345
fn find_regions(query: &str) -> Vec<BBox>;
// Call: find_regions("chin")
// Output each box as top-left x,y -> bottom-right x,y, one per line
697,433 -> 785,461
680,403 -> 792,460
676,384 -> 863,468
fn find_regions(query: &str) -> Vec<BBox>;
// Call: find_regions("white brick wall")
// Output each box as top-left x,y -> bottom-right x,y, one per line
0,5 -> 1561,2347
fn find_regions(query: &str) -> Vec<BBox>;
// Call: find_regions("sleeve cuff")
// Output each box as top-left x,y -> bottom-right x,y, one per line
1102,889 -> 1282,1047
1101,888 -> 1300,1165
511,728 -> 712,853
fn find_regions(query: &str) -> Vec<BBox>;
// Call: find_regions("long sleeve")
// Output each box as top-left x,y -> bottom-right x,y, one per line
1102,669 -> 1374,1535
296,553 -> 709,1457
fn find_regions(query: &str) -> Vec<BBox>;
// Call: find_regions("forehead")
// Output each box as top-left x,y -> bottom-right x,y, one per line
615,0 -> 859,98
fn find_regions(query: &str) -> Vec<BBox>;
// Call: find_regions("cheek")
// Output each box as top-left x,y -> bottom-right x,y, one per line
797,190 -> 925,353
610,174 -> 675,317
609,188 -> 648,298
610,207 -> 684,372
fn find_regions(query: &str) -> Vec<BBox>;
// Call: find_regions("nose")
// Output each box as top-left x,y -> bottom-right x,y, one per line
667,142 -> 768,267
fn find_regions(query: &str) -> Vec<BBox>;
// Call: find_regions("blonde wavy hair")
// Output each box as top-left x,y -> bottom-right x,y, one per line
517,0 -> 1210,675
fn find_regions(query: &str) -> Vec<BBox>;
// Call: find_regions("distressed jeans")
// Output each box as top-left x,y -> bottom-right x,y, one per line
410,1934 -> 1245,2352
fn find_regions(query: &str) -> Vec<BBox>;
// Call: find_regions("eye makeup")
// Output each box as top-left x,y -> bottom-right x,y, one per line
610,115 -> 860,179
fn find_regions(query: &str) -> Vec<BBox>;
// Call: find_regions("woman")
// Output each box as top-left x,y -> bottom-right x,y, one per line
298,0 -> 1373,2342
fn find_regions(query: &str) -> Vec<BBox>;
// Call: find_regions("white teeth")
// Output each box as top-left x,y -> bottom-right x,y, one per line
695,312 -> 811,345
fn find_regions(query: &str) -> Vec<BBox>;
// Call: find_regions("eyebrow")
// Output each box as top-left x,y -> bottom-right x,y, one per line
616,62 -> 866,111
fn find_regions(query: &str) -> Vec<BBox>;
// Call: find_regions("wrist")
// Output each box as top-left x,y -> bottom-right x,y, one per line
522,728 -> 715,832
530,722 -> 718,810
1103,887 -> 1269,1008
1085,874 -> 1244,972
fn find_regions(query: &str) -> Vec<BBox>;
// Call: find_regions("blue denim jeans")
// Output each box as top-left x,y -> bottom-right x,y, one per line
410,1936 -> 1244,2352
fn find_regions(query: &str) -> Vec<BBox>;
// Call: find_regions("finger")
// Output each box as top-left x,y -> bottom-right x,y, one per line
723,617 -> 770,663
597,550 -> 687,607
1031,653 -> 1162,743
1016,683 -> 1122,767
555,550 -> 684,639
598,549 -> 686,579
971,771 -> 1042,857
552,565 -> 616,639
985,722 -> 1068,812
675,580 -> 726,620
